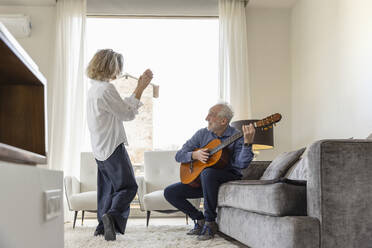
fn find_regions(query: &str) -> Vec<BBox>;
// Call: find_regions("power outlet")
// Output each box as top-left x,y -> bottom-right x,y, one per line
44,189 -> 62,221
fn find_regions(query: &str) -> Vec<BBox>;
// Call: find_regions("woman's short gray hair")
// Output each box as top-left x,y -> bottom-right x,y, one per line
215,102 -> 234,123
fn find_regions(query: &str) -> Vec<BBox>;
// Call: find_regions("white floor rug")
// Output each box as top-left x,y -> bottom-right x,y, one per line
65,224 -> 239,248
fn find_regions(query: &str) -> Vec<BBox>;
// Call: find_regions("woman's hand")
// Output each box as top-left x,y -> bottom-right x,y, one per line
134,69 -> 153,100
137,69 -> 153,90
243,124 -> 255,145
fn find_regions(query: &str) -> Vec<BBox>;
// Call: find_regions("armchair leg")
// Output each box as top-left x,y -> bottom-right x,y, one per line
73,211 -> 78,229
146,211 -> 151,227
185,215 -> 188,225
81,210 -> 85,226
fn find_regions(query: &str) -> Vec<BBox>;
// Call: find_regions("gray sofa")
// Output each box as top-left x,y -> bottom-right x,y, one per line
217,139 -> 372,248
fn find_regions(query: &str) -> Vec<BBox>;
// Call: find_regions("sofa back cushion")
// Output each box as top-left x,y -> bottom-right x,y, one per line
286,155 -> 308,181
260,147 -> 306,180
241,161 -> 271,180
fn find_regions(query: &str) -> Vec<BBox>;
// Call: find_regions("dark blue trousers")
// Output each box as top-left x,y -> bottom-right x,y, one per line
164,167 -> 240,222
95,143 -> 138,234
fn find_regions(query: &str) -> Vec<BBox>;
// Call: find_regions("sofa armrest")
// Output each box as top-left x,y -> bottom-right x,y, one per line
64,176 -> 81,211
241,161 -> 271,180
135,175 -> 146,211
307,139 -> 372,247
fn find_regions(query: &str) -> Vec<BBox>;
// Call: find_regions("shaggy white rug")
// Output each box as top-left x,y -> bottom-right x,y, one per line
65,224 -> 239,248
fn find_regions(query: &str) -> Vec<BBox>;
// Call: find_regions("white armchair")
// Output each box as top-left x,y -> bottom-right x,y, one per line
64,152 -> 97,228
137,150 -> 201,226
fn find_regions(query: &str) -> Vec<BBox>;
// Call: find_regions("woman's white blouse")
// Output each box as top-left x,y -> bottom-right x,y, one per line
87,79 -> 143,161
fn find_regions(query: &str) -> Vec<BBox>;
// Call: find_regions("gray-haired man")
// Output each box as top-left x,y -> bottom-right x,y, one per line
164,103 -> 255,241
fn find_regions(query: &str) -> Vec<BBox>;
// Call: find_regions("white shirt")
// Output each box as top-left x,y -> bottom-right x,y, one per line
87,79 -> 143,161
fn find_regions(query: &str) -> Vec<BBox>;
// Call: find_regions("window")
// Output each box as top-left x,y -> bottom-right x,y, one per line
85,17 -> 219,166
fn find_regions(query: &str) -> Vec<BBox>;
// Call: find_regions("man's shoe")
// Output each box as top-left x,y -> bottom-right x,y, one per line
187,219 -> 205,235
197,221 -> 218,241
94,229 -> 104,236
102,213 -> 116,241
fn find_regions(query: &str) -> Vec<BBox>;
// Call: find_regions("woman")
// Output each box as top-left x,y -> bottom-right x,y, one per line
86,49 -> 152,241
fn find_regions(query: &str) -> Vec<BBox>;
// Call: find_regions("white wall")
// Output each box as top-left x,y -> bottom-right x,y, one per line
291,0 -> 372,148
0,5 -> 56,159
246,8 -> 292,160
0,6 -> 56,84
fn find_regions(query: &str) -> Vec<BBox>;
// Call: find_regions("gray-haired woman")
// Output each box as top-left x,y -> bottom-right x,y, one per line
86,49 -> 152,241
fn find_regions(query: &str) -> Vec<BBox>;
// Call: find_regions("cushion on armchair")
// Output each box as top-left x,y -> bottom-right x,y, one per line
69,191 -> 97,211
144,190 -> 178,211
260,147 -> 306,180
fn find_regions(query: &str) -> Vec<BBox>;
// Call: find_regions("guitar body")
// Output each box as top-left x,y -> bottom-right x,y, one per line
180,139 -> 230,186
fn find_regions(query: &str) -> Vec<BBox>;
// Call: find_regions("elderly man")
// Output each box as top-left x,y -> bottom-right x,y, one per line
164,103 -> 255,241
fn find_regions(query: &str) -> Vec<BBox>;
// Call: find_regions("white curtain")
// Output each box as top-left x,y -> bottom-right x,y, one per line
48,0 -> 86,220
218,0 -> 251,120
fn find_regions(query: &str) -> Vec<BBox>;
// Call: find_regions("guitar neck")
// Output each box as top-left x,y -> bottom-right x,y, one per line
209,121 -> 260,155
209,132 -> 243,155
206,113 -> 281,155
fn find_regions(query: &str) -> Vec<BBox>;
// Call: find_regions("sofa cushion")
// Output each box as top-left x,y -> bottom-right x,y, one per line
218,179 -> 307,216
217,207 -> 319,248
260,147 -> 306,180
287,155 -> 308,181
241,161 -> 271,180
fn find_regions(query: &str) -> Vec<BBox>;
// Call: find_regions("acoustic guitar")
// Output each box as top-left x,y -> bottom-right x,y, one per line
180,113 -> 282,186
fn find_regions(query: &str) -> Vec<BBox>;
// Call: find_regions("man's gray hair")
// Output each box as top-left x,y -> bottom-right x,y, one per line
215,102 -> 234,123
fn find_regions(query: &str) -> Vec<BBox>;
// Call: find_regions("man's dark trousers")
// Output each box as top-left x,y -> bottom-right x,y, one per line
164,167 -> 240,222
95,143 -> 138,234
